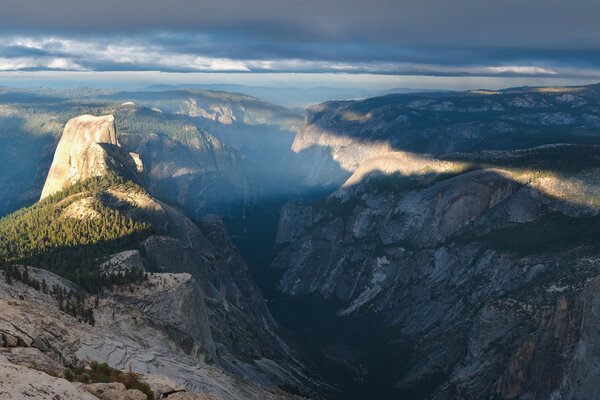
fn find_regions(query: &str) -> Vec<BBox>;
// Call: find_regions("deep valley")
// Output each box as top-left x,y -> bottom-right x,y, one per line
4,84 -> 600,399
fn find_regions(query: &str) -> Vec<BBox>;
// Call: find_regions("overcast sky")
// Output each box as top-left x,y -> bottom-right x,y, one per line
1,0 -> 600,89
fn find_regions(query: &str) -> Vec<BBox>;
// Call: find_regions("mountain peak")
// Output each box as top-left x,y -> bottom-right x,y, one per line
40,114 -> 141,200
62,114 -> 117,145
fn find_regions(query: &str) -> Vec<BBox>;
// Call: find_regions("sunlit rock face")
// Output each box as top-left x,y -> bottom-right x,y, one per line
288,85 -> 600,191
339,151 -> 463,189
40,115 -> 142,199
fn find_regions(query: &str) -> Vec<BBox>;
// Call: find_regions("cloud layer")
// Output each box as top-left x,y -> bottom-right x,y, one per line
0,0 -> 599,78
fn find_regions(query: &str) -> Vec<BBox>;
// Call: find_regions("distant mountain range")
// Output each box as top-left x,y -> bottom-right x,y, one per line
143,84 -> 447,108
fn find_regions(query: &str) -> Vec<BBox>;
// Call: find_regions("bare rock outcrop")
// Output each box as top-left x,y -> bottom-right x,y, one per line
340,151 -> 463,189
167,393 -> 219,400
0,357 -> 97,400
40,115 -> 142,199
80,382 -> 131,400
0,271 -> 306,400
78,382 -> 149,400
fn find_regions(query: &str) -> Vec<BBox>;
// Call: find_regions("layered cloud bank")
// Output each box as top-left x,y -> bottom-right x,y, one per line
1,34 -> 600,80
0,0 -> 599,81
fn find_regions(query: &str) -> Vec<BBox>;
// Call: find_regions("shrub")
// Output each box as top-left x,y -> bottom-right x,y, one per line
63,368 -> 73,381
64,362 -> 155,400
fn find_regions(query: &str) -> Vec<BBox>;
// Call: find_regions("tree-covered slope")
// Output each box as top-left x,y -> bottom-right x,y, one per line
0,174 -> 152,291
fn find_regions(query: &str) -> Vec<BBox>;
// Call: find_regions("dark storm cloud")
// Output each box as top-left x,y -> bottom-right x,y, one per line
1,0 -> 600,75
3,0 -> 600,46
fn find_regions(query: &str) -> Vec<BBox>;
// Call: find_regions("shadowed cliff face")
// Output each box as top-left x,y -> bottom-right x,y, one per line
270,161 -> 600,399
119,130 -> 256,219
267,86 -> 600,399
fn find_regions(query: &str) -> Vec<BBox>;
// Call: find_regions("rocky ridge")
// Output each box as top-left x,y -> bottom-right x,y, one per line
1,114 -> 312,399
289,84 -> 600,190
271,87 -> 600,399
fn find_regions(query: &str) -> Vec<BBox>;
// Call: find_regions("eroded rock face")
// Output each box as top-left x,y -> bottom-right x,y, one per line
80,382 -> 131,400
99,250 -> 145,274
138,214 -> 293,377
274,168 -> 520,298
340,151 -> 462,189
0,347 -> 63,375
142,374 -> 186,398
40,115 -> 142,199
166,393 -> 219,400
276,204 -> 327,245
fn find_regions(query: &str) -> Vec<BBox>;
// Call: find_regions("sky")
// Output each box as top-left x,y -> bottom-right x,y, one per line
1,0 -> 600,90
